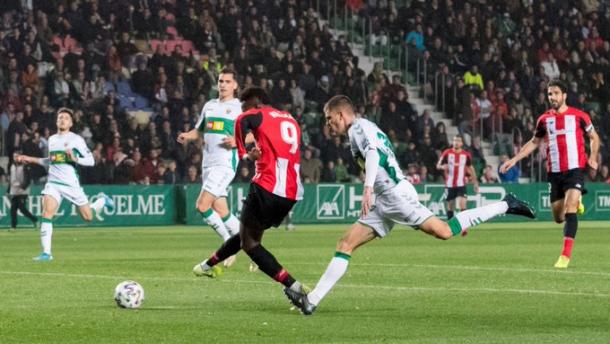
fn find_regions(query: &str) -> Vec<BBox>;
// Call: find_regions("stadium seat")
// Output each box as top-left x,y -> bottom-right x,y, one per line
116,80 -> 134,97
150,39 -> 166,54
134,95 -> 149,110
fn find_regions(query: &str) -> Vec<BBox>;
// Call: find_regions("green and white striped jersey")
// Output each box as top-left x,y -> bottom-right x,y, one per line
348,118 -> 405,194
46,132 -> 92,188
195,98 -> 242,171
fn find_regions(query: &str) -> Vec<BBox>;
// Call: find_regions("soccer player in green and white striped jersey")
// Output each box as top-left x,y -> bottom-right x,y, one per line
284,95 -> 536,315
16,108 -> 114,261
177,68 -> 243,267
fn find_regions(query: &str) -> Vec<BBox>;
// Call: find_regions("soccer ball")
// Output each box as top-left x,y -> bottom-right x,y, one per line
114,281 -> 145,309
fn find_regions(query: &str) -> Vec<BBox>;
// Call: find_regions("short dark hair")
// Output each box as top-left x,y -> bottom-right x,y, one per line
324,95 -> 354,113
548,79 -> 568,94
239,86 -> 270,105
57,107 -> 74,118
454,134 -> 463,140
220,67 -> 238,81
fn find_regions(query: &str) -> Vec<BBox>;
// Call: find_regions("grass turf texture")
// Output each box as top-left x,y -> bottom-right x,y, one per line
1,222 -> 610,343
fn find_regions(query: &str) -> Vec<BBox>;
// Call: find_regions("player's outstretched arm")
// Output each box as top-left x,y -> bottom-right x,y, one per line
587,128 -> 600,170
499,136 -> 541,173
177,129 -> 199,144
436,150 -> 447,170
361,150 -> 380,217
15,154 -> 48,167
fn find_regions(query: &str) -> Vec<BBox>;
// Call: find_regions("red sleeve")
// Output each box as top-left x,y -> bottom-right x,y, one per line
235,110 -> 264,159
535,114 -> 547,138
465,151 -> 472,166
235,113 -> 247,160
579,110 -> 593,132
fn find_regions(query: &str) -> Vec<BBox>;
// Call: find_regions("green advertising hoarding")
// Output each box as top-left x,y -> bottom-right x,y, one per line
1,185 -> 176,227
3,182 -> 609,227
185,182 -> 610,225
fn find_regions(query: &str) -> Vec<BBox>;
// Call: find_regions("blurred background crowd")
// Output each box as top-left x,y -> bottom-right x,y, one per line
0,0 -> 609,186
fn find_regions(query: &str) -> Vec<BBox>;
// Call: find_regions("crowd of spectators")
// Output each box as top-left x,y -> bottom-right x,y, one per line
358,0 -> 610,182
0,0 -> 609,187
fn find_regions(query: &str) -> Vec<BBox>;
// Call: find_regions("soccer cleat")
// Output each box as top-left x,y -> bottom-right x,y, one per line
503,193 -> 536,219
249,261 -> 259,272
284,287 -> 317,315
192,262 -> 223,278
554,255 -> 570,269
33,253 -> 53,262
102,193 -> 115,212
223,255 -> 237,268
286,223 -> 296,231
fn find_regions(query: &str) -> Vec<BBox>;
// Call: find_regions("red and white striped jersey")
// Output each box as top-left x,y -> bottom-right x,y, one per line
235,106 -> 304,200
535,107 -> 593,173
440,148 -> 472,187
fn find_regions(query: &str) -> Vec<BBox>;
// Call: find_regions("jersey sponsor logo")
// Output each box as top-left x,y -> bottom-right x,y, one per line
317,184 -> 345,219
207,120 -> 225,131
50,151 -> 70,163
268,110 -> 293,119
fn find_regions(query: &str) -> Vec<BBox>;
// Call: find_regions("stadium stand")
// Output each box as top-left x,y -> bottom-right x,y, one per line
0,0 -> 609,185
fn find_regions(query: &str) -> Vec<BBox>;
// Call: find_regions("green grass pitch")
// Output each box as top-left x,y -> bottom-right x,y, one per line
1,222 -> 610,343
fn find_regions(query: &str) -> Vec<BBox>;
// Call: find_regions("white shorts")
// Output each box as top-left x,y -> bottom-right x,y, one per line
42,181 -> 89,207
201,166 -> 236,198
358,180 -> 434,238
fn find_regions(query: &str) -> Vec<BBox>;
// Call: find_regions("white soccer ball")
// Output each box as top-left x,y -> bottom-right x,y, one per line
114,281 -> 145,309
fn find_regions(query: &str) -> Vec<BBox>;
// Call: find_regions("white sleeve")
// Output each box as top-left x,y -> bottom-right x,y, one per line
351,123 -> 378,156
38,157 -> 49,168
195,103 -> 208,131
364,149 -> 380,188
74,137 -> 94,166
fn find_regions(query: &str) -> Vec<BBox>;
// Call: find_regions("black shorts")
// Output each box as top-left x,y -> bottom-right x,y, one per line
240,182 -> 296,230
548,168 -> 586,203
445,186 -> 467,201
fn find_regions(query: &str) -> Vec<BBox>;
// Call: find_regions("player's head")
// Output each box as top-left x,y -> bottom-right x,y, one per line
452,134 -> 463,149
218,68 -> 238,100
240,86 -> 271,111
547,79 -> 568,110
56,107 -> 74,132
324,95 -> 355,136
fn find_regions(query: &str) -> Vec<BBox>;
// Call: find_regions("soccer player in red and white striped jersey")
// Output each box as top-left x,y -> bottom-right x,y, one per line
193,87 -> 308,299
500,79 -> 600,268
437,135 -> 479,220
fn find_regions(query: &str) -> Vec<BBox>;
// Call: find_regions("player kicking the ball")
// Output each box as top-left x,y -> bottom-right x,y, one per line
284,95 -> 535,315
192,87 -> 309,300
16,108 -> 114,261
